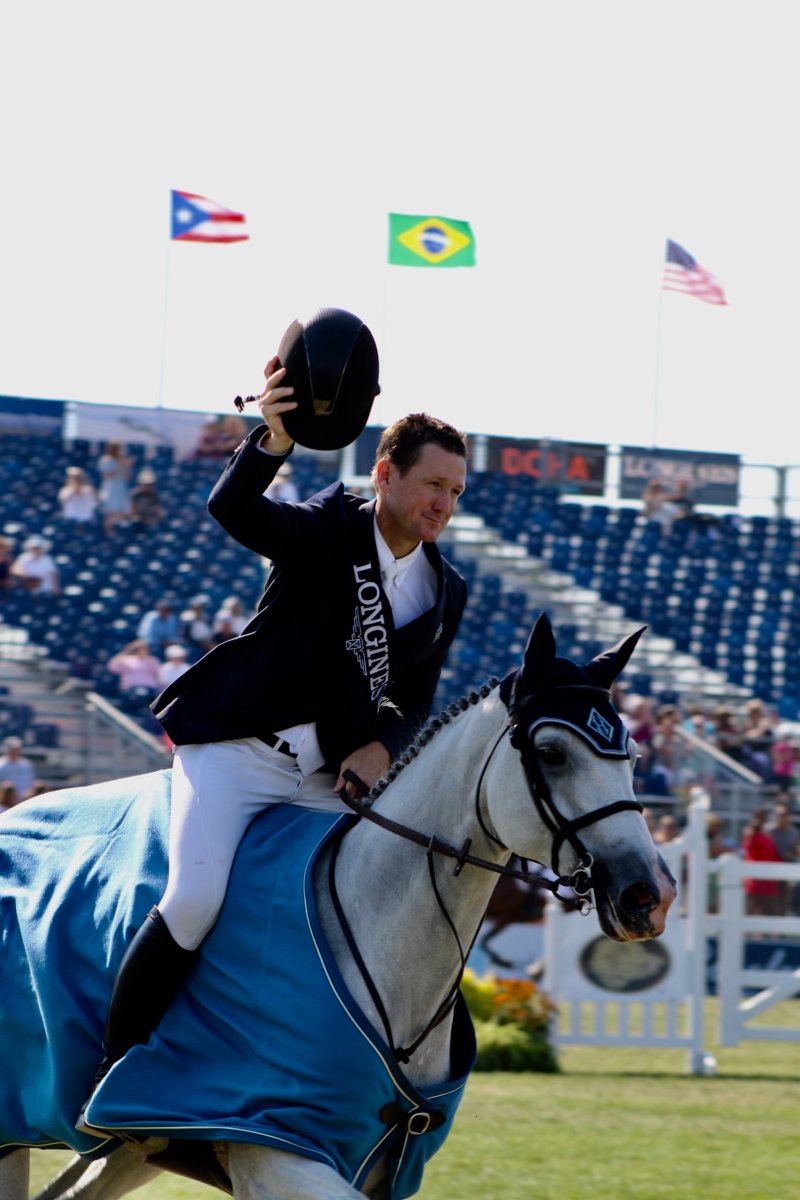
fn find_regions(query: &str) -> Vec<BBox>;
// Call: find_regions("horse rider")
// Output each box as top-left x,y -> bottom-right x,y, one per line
84,353 -> 469,1105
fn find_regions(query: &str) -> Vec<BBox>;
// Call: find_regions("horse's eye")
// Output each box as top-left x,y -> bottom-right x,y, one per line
537,745 -> 566,766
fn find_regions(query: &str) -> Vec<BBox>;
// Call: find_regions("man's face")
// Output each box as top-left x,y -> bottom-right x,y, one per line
375,442 -> 466,557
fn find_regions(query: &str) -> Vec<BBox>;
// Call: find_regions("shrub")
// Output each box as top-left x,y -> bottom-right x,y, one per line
461,968 -> 559,1073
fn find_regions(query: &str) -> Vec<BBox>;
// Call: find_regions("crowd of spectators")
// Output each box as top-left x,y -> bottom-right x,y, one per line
617,686 -> 799,798
643,795 -> 799,916
106,593 -> 253,697
1,439 -> 175,606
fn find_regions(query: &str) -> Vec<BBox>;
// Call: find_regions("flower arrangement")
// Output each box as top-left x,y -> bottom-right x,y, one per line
461,968 -> 559,1072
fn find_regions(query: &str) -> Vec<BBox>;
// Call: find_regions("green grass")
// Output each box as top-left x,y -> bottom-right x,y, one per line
28,1002 -> 800,1200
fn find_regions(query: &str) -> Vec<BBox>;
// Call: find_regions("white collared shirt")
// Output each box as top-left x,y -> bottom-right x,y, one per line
373,518 -> 437,629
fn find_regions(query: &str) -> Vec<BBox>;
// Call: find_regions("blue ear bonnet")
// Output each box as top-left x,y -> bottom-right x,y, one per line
499,656 -> 630,759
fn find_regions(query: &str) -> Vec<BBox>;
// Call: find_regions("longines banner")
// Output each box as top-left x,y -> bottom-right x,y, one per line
620,447 -> 740,506
485,436 -> 607,496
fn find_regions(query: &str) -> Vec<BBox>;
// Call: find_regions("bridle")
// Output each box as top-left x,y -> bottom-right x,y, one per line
338,685 -> 642,908
504,684 -> 644,898
330,685 -> 643,1062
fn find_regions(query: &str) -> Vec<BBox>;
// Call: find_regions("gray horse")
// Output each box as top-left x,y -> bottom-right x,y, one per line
1,614 -> 676,1200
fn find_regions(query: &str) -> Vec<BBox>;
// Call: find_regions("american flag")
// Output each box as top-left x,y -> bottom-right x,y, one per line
663,239 -> 727,305
170,190 -> 249,243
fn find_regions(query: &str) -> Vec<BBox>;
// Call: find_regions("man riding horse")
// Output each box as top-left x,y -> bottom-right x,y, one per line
82,314 -> 470,1120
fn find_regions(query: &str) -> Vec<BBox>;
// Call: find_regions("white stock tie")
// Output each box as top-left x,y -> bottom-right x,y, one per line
382,560 -> 401,592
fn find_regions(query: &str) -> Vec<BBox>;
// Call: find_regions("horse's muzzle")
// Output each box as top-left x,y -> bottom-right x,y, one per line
594,854 -> 677,941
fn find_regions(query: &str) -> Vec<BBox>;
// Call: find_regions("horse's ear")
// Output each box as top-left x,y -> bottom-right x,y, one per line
521,612 -> 557,680
503,613 -> 557,712
584,626 -> 647,689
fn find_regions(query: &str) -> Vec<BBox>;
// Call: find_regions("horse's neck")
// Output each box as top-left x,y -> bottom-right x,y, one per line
316,700 -> 509,1083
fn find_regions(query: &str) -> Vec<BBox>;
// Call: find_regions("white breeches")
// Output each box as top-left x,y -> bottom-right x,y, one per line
159,738 -> 347,949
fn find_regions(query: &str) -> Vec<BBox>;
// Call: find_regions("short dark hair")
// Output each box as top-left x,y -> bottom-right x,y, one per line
373,413 -> 467,476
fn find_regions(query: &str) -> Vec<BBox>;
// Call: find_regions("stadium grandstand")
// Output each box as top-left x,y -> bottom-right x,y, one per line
1,409 -> 798,836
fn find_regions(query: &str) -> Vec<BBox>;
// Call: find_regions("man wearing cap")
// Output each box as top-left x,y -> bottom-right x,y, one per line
11,536 -> 59,594
130,468 -> 164,527
85,350 -> 469,1099
0,737 -> 36,800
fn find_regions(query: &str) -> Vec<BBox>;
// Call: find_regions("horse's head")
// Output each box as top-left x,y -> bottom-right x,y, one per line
490,613 -> 676,942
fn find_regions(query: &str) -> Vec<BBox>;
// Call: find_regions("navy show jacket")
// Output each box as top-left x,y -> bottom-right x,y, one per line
153,426 -> 468,768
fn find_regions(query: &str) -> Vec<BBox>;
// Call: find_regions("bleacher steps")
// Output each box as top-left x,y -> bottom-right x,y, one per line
445,514 -> 752,709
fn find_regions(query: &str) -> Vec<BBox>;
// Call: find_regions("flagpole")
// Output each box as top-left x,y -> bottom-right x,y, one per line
377,259 -> 390,430
652,246 -> 666,448
157,237 -> 172,411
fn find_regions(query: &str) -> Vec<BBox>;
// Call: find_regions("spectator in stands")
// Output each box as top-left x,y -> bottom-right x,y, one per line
706,813 -> 730,912
0,781 -> 20,813
195,413 -> 249,459
180,595 -> 214,658
741,805 -> 782,916
683,701 -> 715,740
193,415 -> 230,460
0,536 -> 14,590
653,813 -> 681,843
265,462 -> 299,502
212,595 -> 249,642
647,703 -> 683,795
97,440 -> 133,534
663,478 -> 719,538
765,802 -> 800,915
708,705 -> 745,764
158,644 -> 190,688
641,806 -> 657,837
739,698 -> 775,780
621,693 -> 656,778
130,468 -> 165,528
220,413 -> 248,450
10,535 -> 59,595
0,736 -> 36,799
640,479 -> 679,532
770,724 -> 799,789
137,598 -> 180,655
107,639 -> 162,693
58,467 -> 99,523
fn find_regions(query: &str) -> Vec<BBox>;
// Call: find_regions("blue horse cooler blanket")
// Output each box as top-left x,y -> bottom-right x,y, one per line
0,771 -> 475,1197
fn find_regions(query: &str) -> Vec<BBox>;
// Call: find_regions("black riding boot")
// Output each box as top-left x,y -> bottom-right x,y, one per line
93,905 -> 199,1087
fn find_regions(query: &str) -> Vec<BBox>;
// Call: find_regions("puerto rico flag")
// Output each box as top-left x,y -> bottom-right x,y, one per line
170,190 -> 249,243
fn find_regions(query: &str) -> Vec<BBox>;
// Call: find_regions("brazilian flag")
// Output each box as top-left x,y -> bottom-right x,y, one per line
388,213 -> 476,268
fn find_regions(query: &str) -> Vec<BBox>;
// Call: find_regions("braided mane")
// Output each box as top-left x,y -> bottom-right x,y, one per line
368,678 -> 501,802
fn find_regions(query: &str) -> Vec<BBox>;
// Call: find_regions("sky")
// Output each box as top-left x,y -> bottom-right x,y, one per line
3,1 -> 800,470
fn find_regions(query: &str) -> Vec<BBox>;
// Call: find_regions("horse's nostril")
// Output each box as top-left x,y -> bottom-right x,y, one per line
621,881 -> 657,912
